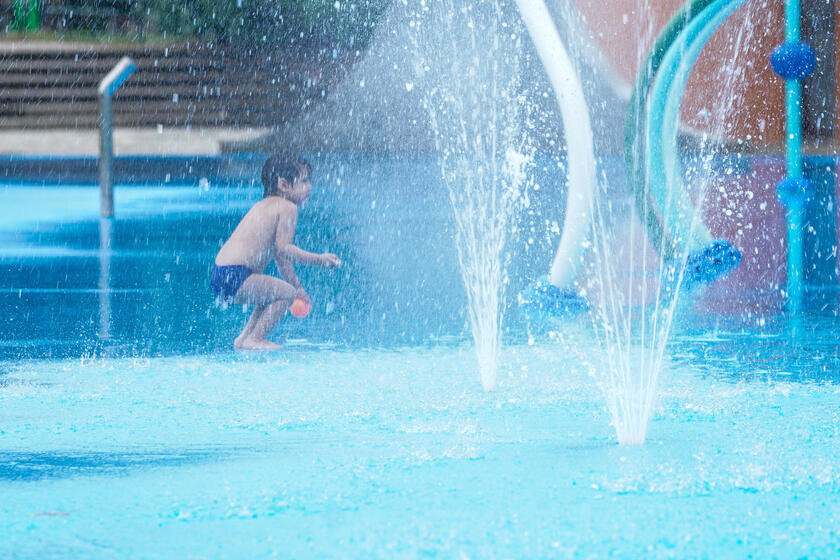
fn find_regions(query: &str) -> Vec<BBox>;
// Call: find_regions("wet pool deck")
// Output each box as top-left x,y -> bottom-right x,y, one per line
0,127 -> 268,156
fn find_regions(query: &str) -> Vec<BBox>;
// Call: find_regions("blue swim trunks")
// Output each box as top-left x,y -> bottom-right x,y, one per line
210,264 -> 252,303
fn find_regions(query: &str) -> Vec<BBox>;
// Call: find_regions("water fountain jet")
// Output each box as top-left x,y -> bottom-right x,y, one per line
414,0 -> 535,391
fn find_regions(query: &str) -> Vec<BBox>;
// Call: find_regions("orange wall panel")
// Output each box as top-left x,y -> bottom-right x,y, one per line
681,2 -> 785,146
570,0 -> 787,147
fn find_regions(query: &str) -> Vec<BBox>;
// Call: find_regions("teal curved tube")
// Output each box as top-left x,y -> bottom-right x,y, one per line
662,0 -> 747,250
625,0 -> 720,260
646,0 -> 746,254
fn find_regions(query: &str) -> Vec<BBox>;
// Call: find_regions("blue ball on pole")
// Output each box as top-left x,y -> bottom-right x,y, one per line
776,176 -> 814,206
770,41 -> 816,80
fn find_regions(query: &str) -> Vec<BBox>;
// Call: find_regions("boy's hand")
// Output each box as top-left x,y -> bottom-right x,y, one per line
294,287 -> 310,305
321,253 -> 341,269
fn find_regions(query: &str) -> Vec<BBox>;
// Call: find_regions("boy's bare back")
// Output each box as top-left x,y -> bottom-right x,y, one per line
215,197 -> 298,273
210,153 -> 340,350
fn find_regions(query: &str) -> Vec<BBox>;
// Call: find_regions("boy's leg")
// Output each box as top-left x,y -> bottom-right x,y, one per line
247,298 -> 292,344
231,274 -> 297,348
234,304 -> 267,349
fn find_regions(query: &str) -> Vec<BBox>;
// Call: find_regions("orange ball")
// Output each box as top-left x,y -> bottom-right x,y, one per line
289,297 -> 312,318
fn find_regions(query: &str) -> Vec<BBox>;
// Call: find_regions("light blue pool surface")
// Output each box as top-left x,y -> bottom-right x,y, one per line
2,155 -> 839,557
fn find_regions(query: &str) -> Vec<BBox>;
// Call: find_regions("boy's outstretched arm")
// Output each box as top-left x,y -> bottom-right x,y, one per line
273,208 -> 341,268
276,244 -> 341,268
274,246 -> 339,305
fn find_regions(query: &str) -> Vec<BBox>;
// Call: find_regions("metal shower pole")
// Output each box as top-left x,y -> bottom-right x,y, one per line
98,56 -> 137,218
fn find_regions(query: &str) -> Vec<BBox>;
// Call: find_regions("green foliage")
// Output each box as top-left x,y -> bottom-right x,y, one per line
134,0 -> 389,48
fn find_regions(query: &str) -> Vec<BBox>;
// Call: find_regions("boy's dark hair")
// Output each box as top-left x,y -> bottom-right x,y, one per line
261,153 -> 311,198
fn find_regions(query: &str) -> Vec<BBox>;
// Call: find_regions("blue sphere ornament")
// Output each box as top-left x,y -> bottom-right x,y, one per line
771,42 -> 816,80
675,240 -> 742,289
776,177 -> 814,206
518,276 -> 588,323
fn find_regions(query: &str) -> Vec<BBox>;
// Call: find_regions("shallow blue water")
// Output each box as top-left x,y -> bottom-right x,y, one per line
2,341 -> 840,558
2,156 -> 839,557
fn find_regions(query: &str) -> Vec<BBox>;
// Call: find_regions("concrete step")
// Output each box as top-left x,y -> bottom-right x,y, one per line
0,40 -> 350,130
0,85 -> 281,101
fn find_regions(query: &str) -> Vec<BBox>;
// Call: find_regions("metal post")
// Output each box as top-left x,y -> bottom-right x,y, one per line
98,57 -> 137,218
771,0 -> 815,314
98,217 -> 112,343
99,93 -> 115,217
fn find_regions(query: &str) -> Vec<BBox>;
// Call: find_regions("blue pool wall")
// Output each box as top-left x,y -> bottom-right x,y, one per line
0,153 -> 573,358
1,152 -> 837,360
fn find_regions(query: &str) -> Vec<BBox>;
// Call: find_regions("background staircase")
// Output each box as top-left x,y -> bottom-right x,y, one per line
0,40 -> 351,129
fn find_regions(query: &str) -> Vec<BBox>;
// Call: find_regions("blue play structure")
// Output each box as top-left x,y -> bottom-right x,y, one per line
628,0 -> 829,313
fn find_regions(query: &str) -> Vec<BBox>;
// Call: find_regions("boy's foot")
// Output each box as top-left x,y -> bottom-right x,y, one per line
234,338 -> 282,351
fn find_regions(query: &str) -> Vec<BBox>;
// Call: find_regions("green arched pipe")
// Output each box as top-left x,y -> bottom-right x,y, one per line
624,0 -> 720,260
648,0 -> 746,255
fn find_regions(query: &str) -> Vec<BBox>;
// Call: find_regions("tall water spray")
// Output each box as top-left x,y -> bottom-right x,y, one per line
412,1 -> 533,391
566,0 -> 761,444
525,0 -> 665,445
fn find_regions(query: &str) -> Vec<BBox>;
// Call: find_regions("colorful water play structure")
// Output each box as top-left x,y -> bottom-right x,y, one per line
628,0 -> 745,286
520,0 -> 835,316
519,0 -> 744,317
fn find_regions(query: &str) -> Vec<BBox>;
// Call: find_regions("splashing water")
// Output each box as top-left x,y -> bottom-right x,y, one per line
574,1 -> 764,444
585,181 -> 673,445
412,0 -> 534,391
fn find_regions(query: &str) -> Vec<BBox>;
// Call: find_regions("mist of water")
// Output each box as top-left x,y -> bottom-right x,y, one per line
411,0 -> 534,391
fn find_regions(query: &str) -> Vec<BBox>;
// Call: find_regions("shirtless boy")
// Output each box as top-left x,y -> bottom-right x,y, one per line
211,153 -> 341,350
